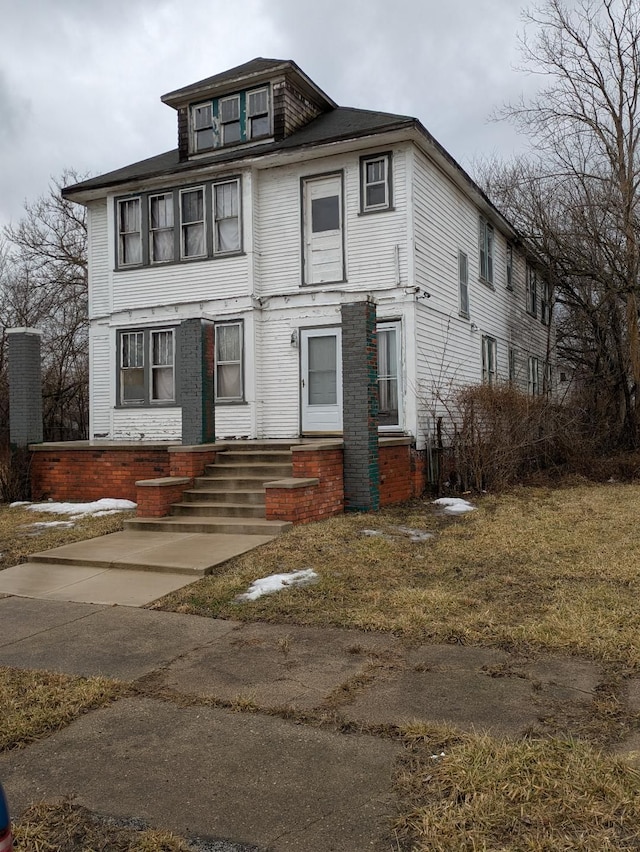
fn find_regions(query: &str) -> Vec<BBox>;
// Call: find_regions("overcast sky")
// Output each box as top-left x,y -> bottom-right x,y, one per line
0,0 -> 541,228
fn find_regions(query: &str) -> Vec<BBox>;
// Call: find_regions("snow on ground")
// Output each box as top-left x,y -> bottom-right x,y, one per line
10,498 -> 137,518
24,521 -> 76,529
237,569 -> 319,602
432,497 -> 476,515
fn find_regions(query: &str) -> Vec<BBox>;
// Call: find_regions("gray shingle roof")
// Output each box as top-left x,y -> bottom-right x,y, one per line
63,107 -> 417,196
161,58 -> 290,102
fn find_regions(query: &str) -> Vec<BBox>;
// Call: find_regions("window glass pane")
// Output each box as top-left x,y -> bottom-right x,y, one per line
215,183 -> 238,218
121,233 -> 142,265
311,196 -> 340,232
217,364 -> 242,398
216,219 -> 239,252
152,231 -> 173,262
308,336 -> 337,405
366,160 -> 385,183
152,367 -> 174,401
195,128 -> 214,150
248,89 -> 268,115
150,195 -> 173,229
183,224 -> 205,257
366,184 -> 386,207
120,199 -> 140,233
152,331 -> 173,367
216,324 -> 241,361
194,104 -> 212,129
222,122 -> 241,144
250,115 -> 270,137
122,368 -> 145,402
122,332 -> 144,368
181,190 -> 203,224
220,96 -> 240,122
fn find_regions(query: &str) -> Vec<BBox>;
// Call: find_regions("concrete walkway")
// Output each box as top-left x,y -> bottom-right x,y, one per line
0,595 -> 631,851
0,530 -> 276,606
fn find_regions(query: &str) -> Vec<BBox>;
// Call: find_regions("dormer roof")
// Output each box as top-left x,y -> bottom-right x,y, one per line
161,57 -> 337,112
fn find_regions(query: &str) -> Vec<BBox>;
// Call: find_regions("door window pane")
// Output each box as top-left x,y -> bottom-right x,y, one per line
308,336 -> 337,405
311,196 -> 340,232
377,328 -> 399,426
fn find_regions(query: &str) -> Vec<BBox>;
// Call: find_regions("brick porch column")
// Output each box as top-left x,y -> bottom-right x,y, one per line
177,319 -> 215,445
341,299 -> 379,511
8,327 -> 43,447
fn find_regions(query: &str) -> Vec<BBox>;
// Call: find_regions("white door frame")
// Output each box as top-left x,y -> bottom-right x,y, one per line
300,326 -> 343,433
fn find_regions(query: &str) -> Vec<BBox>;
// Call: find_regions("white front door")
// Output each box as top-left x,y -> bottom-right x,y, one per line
303,174 -> 344,284
301,327 -> 342,433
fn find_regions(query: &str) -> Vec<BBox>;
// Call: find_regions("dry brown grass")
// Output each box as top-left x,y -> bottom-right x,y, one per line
395,726 -> 640,851
153,482 -> 640,667
0,666 -> 124,751
0,503 -> 132,572
13,800 -> 191,851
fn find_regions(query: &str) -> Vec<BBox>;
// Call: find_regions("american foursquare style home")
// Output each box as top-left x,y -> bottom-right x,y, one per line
33,58 -> 552,524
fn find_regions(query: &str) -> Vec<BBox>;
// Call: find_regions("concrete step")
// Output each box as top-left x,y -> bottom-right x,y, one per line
220,450 -> 293,464
205,463 -> 293,478
182,488 -> 266,505
171,502 -> 266,518
125,516 -> 292,535
193,476 -> 276,490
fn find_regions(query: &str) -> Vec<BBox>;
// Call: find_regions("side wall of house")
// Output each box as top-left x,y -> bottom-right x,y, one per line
411,148 -> 552,446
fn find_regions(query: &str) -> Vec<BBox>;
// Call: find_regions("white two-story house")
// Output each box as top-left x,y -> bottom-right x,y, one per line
63,57 -> 552,449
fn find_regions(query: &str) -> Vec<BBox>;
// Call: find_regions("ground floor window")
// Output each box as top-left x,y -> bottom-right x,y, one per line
377,321 -> 401,427
215,321 -> 244,402
482,335 -> 497,385
118,327 -> 175,406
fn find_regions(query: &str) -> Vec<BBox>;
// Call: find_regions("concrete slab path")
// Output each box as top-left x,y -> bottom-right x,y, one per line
0,530 -> 277,606
0,595 -> 625,851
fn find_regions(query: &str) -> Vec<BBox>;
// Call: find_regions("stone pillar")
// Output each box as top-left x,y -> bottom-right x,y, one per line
8,327 -> 43,447
177,319 -> 215,445
341,299 -> 379,511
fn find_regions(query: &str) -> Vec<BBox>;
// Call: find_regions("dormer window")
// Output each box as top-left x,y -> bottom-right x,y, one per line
247,88 -> 269,138
192,103 -> 214,152
189,86 -> 271,153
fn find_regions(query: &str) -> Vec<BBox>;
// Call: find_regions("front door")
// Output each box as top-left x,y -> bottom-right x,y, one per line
301,327 -> 342,433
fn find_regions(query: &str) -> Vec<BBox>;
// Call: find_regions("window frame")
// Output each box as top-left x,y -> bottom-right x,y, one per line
528,355 -> 540,396
117,327 -> 177,408
479,216 -> 494,285
114,178 -> 242,270
149,192 -> 176,264
213,179 -> 242,255
526,264 -> 538,317
481,335 -> 497,386
458,250 -> 469,318
247,87 -> 271,140
541,278 -> 552,325
376,320 -> 402,430
188,85 -> 272,153
117,197 -> 143,268
360,152 -> 393,213
214,320 -> 244,403
191,101 -> 215,153
506,242 -> 513,290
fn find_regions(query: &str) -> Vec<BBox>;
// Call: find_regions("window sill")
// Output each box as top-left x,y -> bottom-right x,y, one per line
215,399 -> 248,406
115,402 -> 180,410
358,206 -> 395,216
478,278 -> 495,290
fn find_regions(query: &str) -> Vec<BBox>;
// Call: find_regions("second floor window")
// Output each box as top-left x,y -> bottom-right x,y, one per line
482,335 -> 497,385
360,153 -> 392,212
527,265 -> 538,316
479,217 -> 494,284
459,250 -> 469,317
115,178 -> 242,269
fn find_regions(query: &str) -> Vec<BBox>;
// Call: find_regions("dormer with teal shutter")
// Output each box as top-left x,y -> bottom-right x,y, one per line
161,58 -> 337,161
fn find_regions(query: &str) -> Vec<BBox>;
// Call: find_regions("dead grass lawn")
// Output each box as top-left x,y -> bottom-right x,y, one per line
0,503 -> 132,572
154,482 -> 640,667
0,666 -> 124,751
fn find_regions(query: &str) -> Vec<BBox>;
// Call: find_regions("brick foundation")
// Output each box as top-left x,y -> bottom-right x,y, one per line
265,442 -> 345,524
379,439 -> 425,505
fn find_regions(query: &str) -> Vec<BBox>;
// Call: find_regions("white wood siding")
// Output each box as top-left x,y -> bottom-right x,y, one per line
87,201 -> 110,319
112,409 -> 182,441
89,325 -> 111,437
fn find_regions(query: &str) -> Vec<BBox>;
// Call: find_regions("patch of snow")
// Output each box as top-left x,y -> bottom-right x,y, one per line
14,498 -> 136,518
360,529 -> 384,537
24,521 -> 75,529
9,501 -> 30,507
432,497 -> 476,515
237,569 -> 319,602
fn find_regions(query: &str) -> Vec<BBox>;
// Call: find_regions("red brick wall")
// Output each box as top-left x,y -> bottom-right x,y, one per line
31,447 -> 171,502
136,479 -> 191,517
169,449 -> 217,478
379,444 -> 426,506
266,446 -> 344,524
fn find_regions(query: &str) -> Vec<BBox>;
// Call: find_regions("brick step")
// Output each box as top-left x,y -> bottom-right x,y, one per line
204,463 -> 293,478
182,488 -> 266,504
171,502 -> 266,518
125,516 -> 292,535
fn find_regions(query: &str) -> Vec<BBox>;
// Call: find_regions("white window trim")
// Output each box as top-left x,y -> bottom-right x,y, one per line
179,186 -> 207,260
459,250 -> 469,318
479,217 -> 494,285
377,320 -> 402,431
190,101 -> 215,153
117,197 -> 142,268
247,87 -> 271,139
360,152 -> 392,213
213,179 -> 241,255
527,265 -> 538,317
215,320 -> 244,402
528,355 -> 540,396
482,335 -> 497,386
149,192 -> 175,265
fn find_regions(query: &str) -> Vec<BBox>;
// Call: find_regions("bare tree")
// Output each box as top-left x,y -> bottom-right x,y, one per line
491,0 -> 640,447
1,170 -> 88,443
